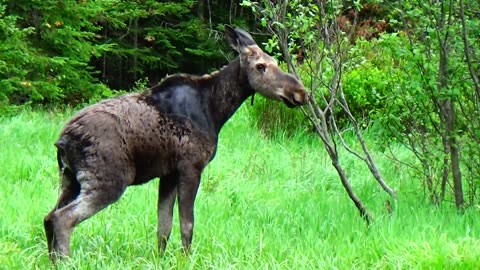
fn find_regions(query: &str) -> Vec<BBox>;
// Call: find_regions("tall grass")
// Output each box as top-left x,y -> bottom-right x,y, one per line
0,106 -> 479,269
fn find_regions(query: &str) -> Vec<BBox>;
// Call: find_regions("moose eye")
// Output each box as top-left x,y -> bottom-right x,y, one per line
256,64 -> 266,73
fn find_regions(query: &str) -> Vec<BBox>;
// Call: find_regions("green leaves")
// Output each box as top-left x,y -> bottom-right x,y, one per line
0,0 -> 227,107
0,0 -> 114,106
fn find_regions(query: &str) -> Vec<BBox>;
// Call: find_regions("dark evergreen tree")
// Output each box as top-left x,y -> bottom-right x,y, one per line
96,0 -> 228,90
1,0 -> 112,105
0,0 -> 257,106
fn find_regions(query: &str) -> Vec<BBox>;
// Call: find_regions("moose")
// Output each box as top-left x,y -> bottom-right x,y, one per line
44,25 -> 308,261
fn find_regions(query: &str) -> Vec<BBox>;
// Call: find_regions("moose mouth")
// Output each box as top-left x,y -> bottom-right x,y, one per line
281,97 -> 295,108
281,96 -> 298,108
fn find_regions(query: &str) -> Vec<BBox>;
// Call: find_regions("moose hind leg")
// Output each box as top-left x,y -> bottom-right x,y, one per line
177,168 -> 201,253
158,173 -> 178,253
44,168 -> 80,259
44,171 -> 127,261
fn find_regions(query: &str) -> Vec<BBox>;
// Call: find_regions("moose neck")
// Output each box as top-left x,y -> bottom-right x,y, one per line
202,57 -> 254,134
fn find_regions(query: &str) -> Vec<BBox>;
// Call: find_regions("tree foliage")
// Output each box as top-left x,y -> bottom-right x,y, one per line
243,0 -> 480,209
0,0 -> 254,108
95,0 -> 225,90
378,0 -> 480,208
0,1 -> 112,109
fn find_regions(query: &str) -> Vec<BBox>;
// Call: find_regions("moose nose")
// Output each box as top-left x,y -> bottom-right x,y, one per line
292,88 -> 308,105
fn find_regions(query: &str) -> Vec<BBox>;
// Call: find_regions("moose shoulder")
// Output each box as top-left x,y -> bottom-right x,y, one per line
44,25 -> 308,262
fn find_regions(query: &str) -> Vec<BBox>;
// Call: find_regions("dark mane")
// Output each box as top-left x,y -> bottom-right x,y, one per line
149,74 -> 200,94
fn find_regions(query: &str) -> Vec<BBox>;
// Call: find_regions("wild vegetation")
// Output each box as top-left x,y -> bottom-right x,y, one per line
1,0 -> 479,267
1,109 -> 479,268
243,0 -> 480,210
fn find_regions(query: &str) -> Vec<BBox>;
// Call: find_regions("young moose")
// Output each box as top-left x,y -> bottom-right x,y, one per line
44,25 -> 308,261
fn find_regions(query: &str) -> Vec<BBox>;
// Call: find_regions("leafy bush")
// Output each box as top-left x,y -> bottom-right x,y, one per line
250,96 -> 311,138
342,62 -> 389,125
249,33 -> 403,135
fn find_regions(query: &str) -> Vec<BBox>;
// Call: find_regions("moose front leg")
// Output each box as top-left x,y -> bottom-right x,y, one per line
176,167 -> 201,254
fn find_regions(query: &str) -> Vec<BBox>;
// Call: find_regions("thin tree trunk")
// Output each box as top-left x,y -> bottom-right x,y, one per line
331,157 -> 372,225
447,101 -> 464,208
133,18 -> 138,83
197,0 -> 205,21
102,26 -> 107,83
229,0 -> 233,24
437,3 -> 463,208
337,90 -> 397,201
439,142 -> 449,204
305,104 -> 372,226
459,0 -> 480,101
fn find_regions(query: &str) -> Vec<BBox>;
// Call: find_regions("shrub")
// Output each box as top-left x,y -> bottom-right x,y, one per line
250,96 -> 311,138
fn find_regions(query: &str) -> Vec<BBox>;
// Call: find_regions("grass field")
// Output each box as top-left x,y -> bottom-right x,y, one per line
1,106 -> 479,269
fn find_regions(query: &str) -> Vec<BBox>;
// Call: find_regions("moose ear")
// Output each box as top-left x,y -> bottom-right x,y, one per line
224,25 -> 257,52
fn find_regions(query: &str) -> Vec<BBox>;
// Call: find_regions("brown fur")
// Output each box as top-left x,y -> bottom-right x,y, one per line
44,25 -> 308,262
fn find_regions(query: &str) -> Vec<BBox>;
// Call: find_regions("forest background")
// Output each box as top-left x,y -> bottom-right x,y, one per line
1,0 -> 478,208
1,0 -> 480,267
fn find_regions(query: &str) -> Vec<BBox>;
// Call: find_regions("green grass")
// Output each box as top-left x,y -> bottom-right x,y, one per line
1,106 -> 479,269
